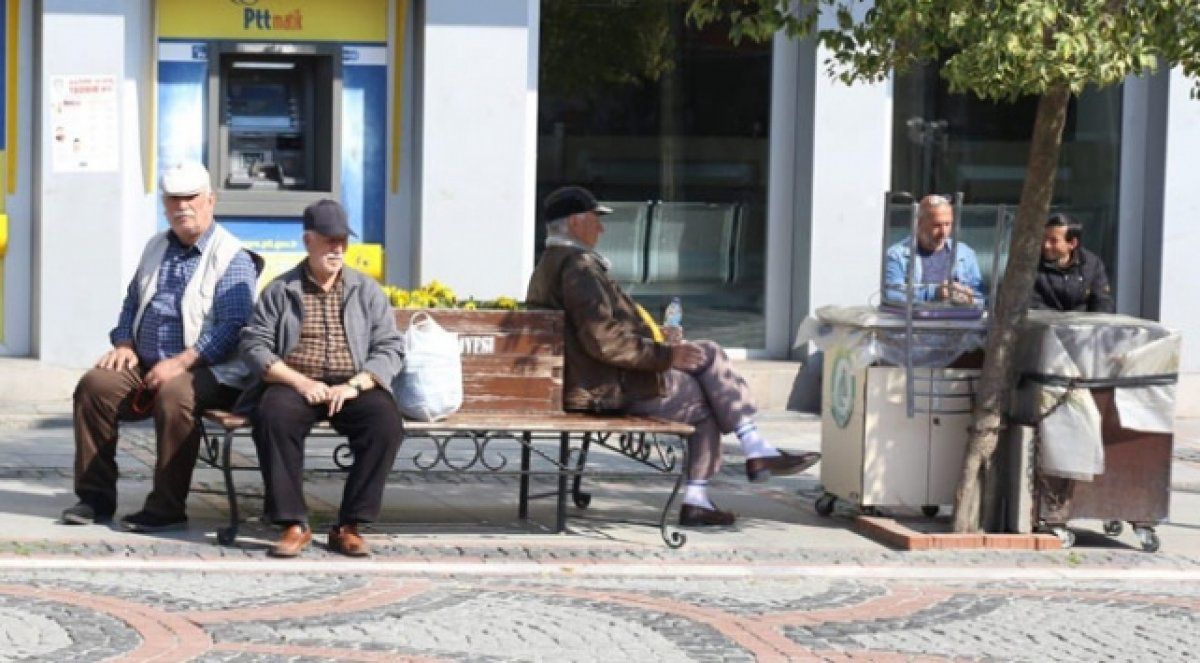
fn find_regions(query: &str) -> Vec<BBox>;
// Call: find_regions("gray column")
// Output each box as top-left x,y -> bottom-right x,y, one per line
35,0 -> 156,366
416,0 -> 540,300
1155,67 -> 1200,372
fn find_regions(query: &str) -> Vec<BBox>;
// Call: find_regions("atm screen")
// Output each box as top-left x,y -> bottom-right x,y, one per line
227,81 -> 296,132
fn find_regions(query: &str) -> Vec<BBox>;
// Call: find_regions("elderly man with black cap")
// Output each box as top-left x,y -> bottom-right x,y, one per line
239,199 -> 404,558
63,161 -> 259,533
527,186 -> 820,527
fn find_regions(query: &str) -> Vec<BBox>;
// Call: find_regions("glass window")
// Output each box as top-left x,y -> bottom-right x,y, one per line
892,63 -> 1122,295
537,0 -> 772,348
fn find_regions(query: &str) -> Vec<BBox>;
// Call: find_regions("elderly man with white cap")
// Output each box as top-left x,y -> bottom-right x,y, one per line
62,161 -> 259,533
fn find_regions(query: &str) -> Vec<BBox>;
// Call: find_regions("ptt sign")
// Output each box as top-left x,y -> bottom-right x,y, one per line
242,7 -> 304,31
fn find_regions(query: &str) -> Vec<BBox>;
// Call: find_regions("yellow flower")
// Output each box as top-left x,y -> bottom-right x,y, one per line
389,290 -> 410,308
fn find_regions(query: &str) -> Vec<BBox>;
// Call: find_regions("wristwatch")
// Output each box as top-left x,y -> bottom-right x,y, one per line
348,374 -> 371,392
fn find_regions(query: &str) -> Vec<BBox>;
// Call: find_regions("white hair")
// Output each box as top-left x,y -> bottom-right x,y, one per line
546,217 -> 571,238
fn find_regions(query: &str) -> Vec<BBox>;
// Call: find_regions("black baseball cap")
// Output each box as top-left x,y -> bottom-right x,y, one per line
543,186 -> 613,222
303,199 -> 357,238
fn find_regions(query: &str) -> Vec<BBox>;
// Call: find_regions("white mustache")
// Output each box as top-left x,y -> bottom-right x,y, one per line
172,211 -> 195,220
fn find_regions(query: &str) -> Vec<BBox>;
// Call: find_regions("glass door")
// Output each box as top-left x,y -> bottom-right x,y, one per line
536,0 -> 772,348
892,63 -> 1122,293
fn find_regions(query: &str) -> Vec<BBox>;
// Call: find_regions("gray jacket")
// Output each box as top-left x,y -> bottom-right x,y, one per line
237,262 -> 404,412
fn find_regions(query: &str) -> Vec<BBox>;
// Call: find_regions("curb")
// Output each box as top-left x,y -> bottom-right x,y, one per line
855,516 -> 1062,551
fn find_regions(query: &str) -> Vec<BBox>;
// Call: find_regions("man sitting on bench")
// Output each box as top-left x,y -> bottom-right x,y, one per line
239,199 -> 405,557
526,186 -> 820,527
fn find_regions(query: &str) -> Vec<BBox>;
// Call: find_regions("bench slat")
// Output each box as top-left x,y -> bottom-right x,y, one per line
404,412 -> 693,436
202,408 -> 692,437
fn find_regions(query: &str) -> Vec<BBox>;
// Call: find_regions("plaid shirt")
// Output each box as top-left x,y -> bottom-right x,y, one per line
283,266 -> 356,382
110,226 -> 257,367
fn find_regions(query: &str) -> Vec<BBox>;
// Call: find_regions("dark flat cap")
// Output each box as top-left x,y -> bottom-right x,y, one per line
543,186 -> 613,222
303,199 -> 357,238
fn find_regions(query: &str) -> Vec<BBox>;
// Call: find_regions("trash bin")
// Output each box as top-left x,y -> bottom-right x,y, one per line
1010,311 -> 1181,551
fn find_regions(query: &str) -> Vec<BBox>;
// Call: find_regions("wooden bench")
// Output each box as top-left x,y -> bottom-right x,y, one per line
197,309 -> 695,548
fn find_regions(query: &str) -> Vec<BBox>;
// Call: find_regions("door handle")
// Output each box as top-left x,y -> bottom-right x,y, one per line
932,416 -> 941,426
0,213 -> 8,258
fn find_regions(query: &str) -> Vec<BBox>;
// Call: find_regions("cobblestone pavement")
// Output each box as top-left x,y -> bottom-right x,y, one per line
0,415 -> 1198,659
0,568 -> 1197,661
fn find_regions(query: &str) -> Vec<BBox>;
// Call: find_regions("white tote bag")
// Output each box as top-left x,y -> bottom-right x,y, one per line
393,312 -> 463,421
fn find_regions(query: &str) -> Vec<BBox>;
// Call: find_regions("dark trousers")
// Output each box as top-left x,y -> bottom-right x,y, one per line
252,384 -> 404,526
73,365 -> 239,517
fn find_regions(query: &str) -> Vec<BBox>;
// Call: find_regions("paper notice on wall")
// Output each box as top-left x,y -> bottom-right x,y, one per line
49,75 -> 119,173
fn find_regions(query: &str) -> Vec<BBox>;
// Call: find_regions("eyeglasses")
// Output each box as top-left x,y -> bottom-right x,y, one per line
130,386 -> 157,416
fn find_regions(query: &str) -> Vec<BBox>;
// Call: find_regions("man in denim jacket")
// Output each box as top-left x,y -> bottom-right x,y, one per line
883,195 -> 984,307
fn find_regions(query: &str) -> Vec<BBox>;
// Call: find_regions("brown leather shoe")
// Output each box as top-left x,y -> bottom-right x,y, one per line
746,451 -> 822,483
268,523 -> 312,558
327,523 -> 370,557
679,503 -> 737,527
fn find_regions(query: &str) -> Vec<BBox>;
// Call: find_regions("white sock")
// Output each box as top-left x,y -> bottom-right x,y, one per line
736,420 -> 780,459
683,480 -> 714,509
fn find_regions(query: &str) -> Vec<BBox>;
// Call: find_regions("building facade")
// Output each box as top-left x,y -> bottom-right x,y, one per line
1,0 -> 1198,375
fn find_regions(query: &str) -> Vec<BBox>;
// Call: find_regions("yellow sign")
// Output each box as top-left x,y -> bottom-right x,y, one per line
345,243 -> 383,282
158,0 -> 387,43
256,244 -> 384,290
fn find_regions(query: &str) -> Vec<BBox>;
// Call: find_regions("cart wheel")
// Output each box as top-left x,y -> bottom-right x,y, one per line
1103,520 -> 1124,537
921,505 -> 940,518
815,494 -> 836,517
216,527 -> 237,547
1135,527 -> 1161,553
861,505 -> 881,517
1051,527 -> 1075,549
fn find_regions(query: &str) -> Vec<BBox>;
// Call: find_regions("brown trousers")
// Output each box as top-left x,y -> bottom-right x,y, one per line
625,340 -> 757,481
73,365 -> 239,517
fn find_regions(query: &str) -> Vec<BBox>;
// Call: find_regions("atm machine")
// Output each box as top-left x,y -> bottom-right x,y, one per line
210,43 -> 339,216
157,0 -> 388,283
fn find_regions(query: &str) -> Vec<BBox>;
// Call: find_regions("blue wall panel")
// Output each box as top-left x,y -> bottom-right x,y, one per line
342,58 -> 387,244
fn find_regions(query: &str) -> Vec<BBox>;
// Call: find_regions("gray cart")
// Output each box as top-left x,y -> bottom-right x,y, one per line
1010,312 -> 1181,551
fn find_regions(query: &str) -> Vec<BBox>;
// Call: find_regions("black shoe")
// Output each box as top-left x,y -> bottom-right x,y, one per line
61,502 -> 113,525
679,503 -> 737,527
120,510 -> 188,533
745,451 -> 822,483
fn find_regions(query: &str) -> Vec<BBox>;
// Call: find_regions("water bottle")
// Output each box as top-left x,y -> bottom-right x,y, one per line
663,297 -> 683,328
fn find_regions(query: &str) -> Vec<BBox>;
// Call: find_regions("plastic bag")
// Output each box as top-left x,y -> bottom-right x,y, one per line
393,312 -> 463,421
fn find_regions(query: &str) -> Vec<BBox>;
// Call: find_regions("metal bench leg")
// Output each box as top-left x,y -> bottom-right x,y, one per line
660,434 -> 688,549
556,431 -> 569,533
217,429 -> 240,546
572,433 -> 593,509
518,431 -> 532,520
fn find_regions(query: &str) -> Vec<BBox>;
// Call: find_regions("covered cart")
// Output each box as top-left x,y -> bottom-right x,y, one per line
796,305 -> 986,517
1008,311 -> 1181,551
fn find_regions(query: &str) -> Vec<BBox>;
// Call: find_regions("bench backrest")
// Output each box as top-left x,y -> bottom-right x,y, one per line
394,309 -> 564,415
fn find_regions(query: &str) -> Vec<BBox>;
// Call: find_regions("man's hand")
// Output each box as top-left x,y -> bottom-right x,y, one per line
326,383 -> 359,416
670,341 -> 705,373
297,379 -> 331,405
143,355 -> 187,390
662,326 -> 684,344
936,281 -> 975,306
96,346 -> 139,372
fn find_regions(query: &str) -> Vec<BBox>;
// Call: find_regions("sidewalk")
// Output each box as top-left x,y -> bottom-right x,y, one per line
2,356 -> 1200,571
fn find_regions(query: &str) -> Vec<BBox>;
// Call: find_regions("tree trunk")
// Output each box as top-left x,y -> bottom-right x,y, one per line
952,85 -> 1072,533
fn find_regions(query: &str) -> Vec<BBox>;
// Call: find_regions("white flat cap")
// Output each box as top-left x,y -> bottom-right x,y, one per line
160,161 -> 212,196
